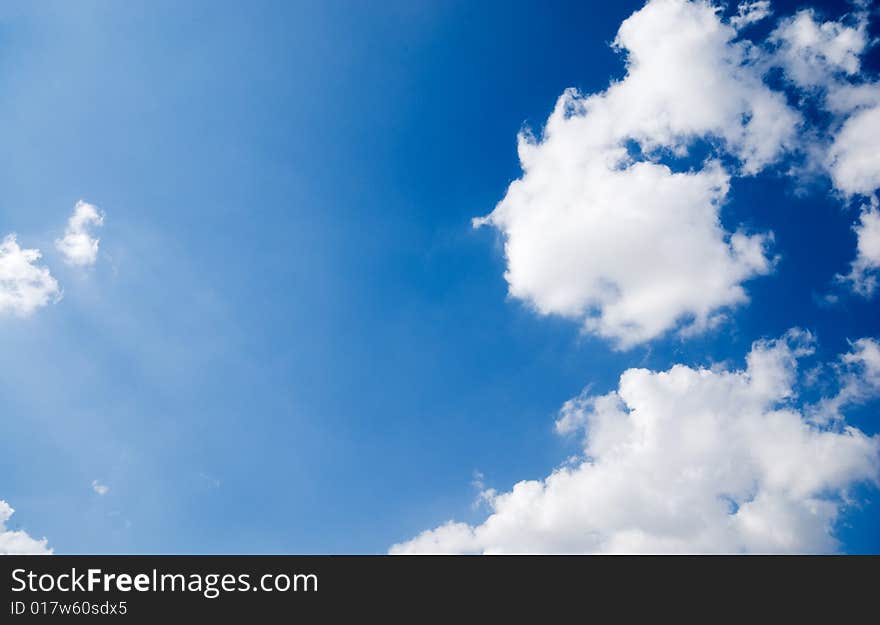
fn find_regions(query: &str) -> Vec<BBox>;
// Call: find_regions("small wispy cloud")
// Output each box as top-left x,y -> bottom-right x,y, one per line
470,471 -> 496,510
730,1 -> 771,30
91,480 -> 109,496
198,472 -> 221,489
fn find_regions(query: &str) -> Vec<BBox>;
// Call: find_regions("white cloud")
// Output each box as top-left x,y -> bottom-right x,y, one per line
825,83 -> 880,116
730,1 -> 771,31
0,500 -> 51,555
768,9 -> 868,89
476,0 -> 797,348
844,338 -> 880,391
396,0 -> 880,556
839,200 -> 880,295
55,200 -> 104,266
827,106 -> 880,197
605,0 -> 799,171
773,8 -> 880,294
91,480 -> 109,496
0,234 -> 61,316
391,331 -> 880,554
766,6 -> 880,294
811,336 -> 880,423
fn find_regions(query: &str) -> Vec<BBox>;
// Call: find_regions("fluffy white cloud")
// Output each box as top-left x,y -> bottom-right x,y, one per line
0,500 -> 51,555
772,4 -> 880,199
55,200 -> 104,266
396,0 -> 880,556
391,331 -> 880,554
770,5 -> 880,296
0,234 -> 61,316
768,9 -> 867,89
603,0 -> 799,170
768,6 -> 880,295
825,83 -> 880,116
476,0 -> 797,347
779,9 -> 880,294
811,336 -> 880,423
839,201 -> 880,295
827,106 -> 880,197
91,480 -> 109,496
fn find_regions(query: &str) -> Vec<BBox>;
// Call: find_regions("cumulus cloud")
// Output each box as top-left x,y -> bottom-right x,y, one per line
396,0 -> 880,556
391,331 -> 880,554
827,106 -> 880,197
765,5 -> 880,298
478,0 -> 880,328
811,336 -> 880,423
768,8 -> 868,90
0,234 -> 61,316
771,10 -> 880,297
0,500 -> 51,555
825,82 -> 880,116
55,200 -> 104,266
91,480 -> 109,496
476,0 -> 797,347
839,200 -> 880,295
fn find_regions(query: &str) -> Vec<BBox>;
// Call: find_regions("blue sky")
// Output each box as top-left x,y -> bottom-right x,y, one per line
1,0 -> 878,554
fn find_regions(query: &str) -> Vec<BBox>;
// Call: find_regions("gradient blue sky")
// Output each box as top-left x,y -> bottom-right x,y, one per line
1,0 -> 878,553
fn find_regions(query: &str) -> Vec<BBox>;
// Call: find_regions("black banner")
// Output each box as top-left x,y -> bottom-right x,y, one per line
1,555 -> 876,621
